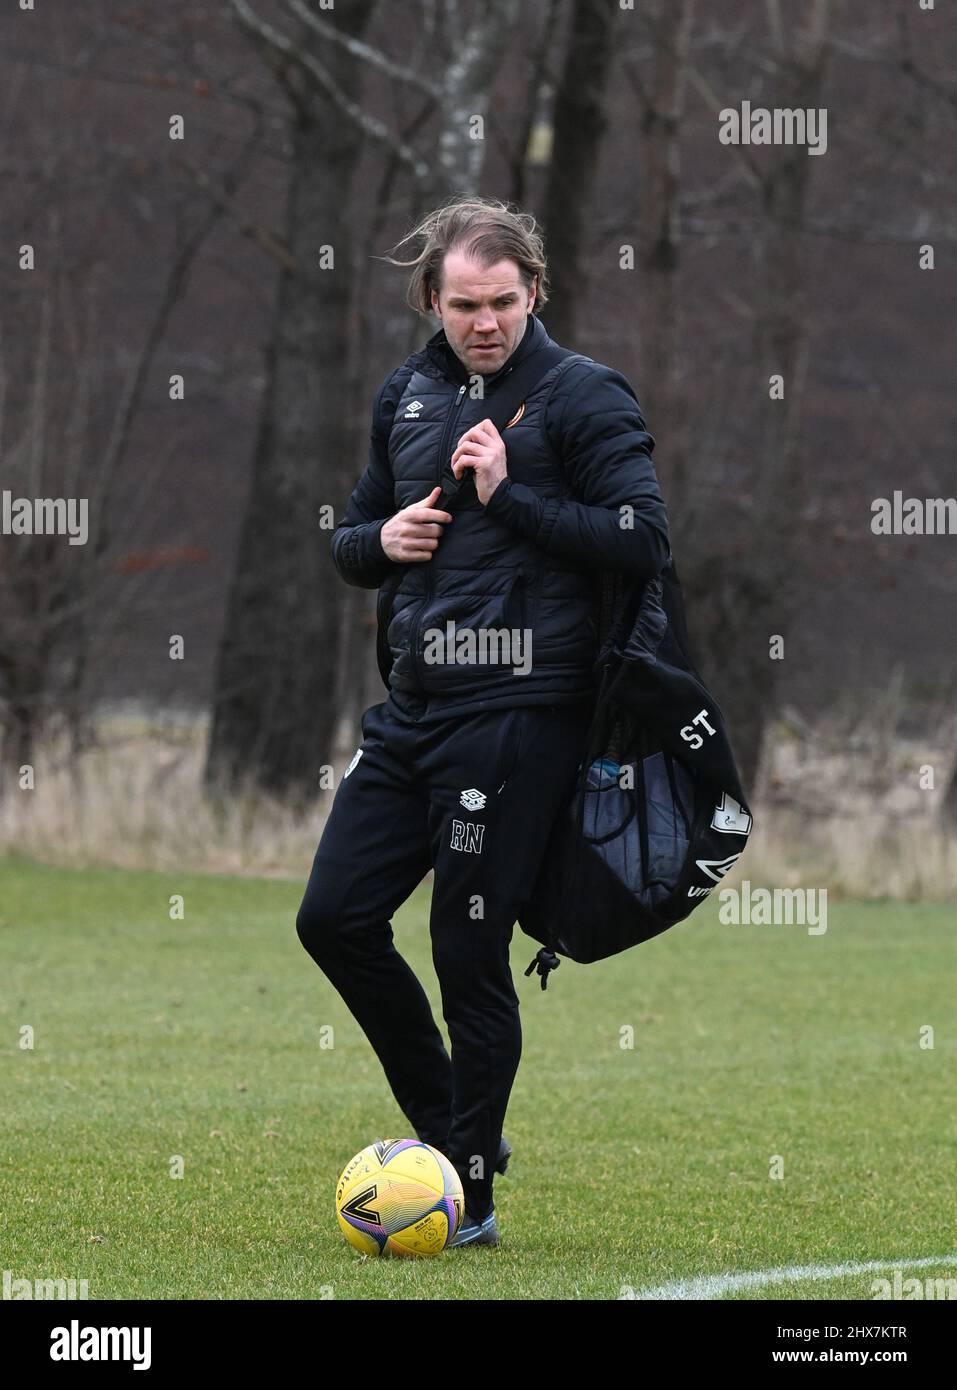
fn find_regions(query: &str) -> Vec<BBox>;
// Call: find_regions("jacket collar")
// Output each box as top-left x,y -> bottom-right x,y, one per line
424,312 -> 548,387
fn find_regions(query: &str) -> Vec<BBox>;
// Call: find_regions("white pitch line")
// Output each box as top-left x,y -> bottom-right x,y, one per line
635,1254 -> 957,1301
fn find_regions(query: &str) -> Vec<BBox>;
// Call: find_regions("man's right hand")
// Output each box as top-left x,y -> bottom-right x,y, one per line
380,485 -> 453,563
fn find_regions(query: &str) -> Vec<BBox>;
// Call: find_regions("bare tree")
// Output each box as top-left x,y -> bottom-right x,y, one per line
205,0 -> 520,803
664,0 -> 833,788
540,0 -> 622,346
626,0 -> 696,528
0,103 -> 245,796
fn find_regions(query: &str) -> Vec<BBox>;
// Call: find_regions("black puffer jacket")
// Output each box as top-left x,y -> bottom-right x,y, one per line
331,312 -> 670,720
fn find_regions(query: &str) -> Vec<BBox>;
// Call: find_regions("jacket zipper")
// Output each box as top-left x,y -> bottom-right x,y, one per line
410,382 -> 467,690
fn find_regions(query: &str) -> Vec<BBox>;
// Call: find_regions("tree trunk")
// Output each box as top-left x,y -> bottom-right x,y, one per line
0,701 -> 37,799
541,0 -> 621,345
943,759 -> 957,828
637,0 -> 695,534
205,9 -> 376,806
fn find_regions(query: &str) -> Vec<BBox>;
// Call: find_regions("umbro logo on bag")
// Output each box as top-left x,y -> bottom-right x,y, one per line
696,853 -> 742,883
459,788 -> 486,810
403,400 -> 424,418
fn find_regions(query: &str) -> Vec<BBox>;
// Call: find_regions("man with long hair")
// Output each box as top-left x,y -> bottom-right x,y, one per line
297,196 -> 670,1247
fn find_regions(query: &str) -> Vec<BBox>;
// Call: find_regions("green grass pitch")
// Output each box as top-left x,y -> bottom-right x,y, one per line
1,855 -> 954,1300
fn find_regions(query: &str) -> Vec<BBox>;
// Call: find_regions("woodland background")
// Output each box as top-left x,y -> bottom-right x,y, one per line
1,0 -> 955,891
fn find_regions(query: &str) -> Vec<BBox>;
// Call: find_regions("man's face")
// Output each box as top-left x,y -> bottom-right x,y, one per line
430,250 -> 537,377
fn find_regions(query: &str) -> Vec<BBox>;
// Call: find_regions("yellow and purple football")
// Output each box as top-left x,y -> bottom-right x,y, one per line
335,1138 -> 464,1257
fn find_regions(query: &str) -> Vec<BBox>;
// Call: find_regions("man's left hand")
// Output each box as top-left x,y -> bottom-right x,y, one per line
450,419 -> 508,505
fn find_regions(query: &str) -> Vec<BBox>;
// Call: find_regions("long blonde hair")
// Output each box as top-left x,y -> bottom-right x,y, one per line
381,195 -> 550,318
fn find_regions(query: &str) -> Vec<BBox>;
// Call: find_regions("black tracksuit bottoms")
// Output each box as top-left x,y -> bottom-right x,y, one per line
295,690 -> 593,1221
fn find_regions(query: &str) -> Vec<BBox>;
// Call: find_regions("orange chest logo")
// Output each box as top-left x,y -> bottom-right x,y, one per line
504,402 -> 526,429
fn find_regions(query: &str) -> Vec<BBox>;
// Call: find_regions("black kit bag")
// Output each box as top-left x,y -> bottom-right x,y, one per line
375,340 -> 582,689
517,559 -> 754,988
